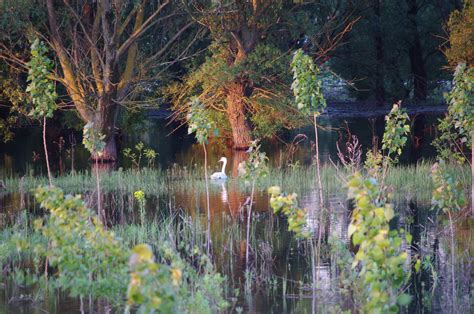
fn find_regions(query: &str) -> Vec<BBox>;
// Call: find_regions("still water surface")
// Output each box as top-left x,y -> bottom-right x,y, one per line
0,115 -> 438,175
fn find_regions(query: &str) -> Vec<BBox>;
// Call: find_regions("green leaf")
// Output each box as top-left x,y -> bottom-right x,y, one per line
384,206 -> 394,221
397,293 -> 412,306
414,258 -> 421,273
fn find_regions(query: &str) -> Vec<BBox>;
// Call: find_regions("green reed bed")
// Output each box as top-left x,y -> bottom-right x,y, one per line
1,164 -> 343,195
114,214 -> 209,255
3,161 -> 470,207
385,161 -> 471,204
4,167 -> 195,194
0,211 -> 48,267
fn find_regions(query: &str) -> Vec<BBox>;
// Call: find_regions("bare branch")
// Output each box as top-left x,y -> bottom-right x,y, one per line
116,0 -> 171,59
142,21 -> 195,70
46,0 -> 94,122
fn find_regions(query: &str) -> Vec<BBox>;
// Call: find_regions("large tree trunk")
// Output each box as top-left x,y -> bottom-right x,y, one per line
226,82 -> 253,150
92,135 -> 118,162
231,150 -> 248,177
91,95 -> 120,162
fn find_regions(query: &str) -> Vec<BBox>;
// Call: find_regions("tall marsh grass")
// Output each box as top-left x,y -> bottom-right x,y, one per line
4,161 -> 470,208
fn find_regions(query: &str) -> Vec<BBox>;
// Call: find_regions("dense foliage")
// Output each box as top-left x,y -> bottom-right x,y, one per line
0,0 -> 470,145
431,160 -> 466,212
34,186 -> 128,300
166,42 -> 297,140
291,49 -> 326,117
26,39 -> 57,119
445,1 -> 474,67
445,63 -> 473,149
381,103 -> 411,164
0,1 -> 472,312
433,63 -> 473,162
22,186 -> 227,311
186,97 -> 219,145
268,186 -> 308,238
347,174 -> 413,313
365,103 -> 410,183
165,0 -> 358,147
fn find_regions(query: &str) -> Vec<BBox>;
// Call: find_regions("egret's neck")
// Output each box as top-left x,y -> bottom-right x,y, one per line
221,159 -> 227,174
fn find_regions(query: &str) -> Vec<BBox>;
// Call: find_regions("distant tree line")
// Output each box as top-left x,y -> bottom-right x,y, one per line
331,0 -> 467,104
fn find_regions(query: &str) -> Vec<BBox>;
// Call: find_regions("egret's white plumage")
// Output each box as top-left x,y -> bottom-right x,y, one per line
210,157 -> 228,180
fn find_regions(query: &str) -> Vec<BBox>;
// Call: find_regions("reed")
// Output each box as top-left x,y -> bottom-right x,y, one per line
4,162 -> 470,209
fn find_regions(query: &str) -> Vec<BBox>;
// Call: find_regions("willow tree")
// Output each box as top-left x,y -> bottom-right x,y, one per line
43,0 -> 199,161
168,0 -> 357,149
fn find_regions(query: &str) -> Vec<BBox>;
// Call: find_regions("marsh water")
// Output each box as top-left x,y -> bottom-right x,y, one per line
0,114 -> 439,175
0,114 -> 472,313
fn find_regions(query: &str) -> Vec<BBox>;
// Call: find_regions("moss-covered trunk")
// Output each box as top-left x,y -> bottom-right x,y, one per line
91,95 -> 120,162
91,135 -> 117,162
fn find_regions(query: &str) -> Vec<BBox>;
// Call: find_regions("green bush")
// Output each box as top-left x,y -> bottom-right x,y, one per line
347,174 -> 413,313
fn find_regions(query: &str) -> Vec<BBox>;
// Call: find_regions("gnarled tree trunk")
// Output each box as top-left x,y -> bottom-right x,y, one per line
226,82 -> 253,150
92,94 -> 120,162
45,0 -> 190,163
91,134 -> 118,162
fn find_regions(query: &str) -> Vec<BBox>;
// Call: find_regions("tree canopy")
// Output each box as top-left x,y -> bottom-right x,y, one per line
0,0 -> 471,148
166,0 -> 356,148
445,1 -> 473,67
